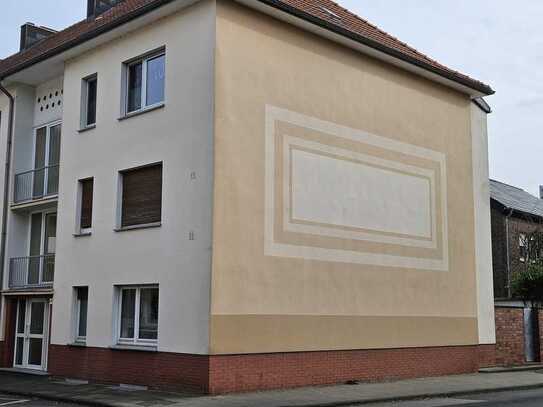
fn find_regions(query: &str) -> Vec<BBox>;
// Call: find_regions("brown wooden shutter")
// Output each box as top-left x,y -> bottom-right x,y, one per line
80,178 -> 94,229
121,164 -> 162,227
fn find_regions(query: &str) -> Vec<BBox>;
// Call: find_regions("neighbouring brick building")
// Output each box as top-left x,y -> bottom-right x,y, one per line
0,0 -> 496,394
490,179 -> 543,365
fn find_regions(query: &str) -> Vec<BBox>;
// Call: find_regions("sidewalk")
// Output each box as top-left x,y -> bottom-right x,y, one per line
3,370 -> 543,407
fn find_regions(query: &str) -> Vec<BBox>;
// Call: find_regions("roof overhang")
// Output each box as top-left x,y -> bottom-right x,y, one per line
236,0 -> 494,98
1,0 -> 198,85
490,197 -> 543,221
2,0 -> 494,98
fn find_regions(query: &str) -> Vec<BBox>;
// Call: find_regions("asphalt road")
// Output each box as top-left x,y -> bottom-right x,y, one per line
360,388 -> 543,407
0,394 -> 79,406
5,388 -> 543,407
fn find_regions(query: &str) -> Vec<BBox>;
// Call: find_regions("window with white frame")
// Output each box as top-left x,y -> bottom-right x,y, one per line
74,287 -> 88,342
117,286 -> 159,345
123,49 -> 165,115
81,74 -> 97,128
117,163 -> 162,229
76,178 -> 94,234
519,233 -> 527,262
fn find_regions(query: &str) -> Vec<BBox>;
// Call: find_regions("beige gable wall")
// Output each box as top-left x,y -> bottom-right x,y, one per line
210,0 -> 480,354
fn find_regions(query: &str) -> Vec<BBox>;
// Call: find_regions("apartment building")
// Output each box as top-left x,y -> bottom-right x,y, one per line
0,0 -> 495,394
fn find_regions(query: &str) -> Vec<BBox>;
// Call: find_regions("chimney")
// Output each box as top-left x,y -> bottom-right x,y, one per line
20,23 -> 56,51
87,0 -> 124,18
540,185 -> 543,199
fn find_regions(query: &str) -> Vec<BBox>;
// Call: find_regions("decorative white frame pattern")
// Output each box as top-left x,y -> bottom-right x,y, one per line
265,105 -> 450,272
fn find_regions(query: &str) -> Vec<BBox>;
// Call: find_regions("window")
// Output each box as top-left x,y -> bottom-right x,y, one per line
117,286 -> 159,345
118,163 -> 162,229
75,287 -> 88,342
124,50 -> 165,114
81,74 -> 97,128
519,233 -> 528,262
77,178 -> 94,234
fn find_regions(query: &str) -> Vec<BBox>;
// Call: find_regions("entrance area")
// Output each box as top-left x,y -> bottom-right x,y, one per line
13,298 -> 50,371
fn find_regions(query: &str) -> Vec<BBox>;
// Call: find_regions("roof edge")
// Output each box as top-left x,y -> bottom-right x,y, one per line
1,0 -> 495,97
0,0 -> 178,81
253,0 -> 494,96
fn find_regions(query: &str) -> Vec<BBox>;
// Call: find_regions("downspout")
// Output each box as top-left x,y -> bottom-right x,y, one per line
0,80 -> 14,298
504,208 -> 514,299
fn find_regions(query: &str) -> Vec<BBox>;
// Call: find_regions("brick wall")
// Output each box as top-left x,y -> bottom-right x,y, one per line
48,344 -> 488,394
491,207 -> 508,298
48,345 -> 210,393
0,299 -> 16,368
478,344 -> 497,368
495,307 -> 525,366
508,217 -> 543,277
207,346 -> 482,394
491,205 -> 543,300
540,311 -> 543,363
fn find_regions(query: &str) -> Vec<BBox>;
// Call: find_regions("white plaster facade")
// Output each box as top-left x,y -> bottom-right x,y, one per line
52,0 -> 216,353
0,0 -> 496,379
0,0 -> 216,357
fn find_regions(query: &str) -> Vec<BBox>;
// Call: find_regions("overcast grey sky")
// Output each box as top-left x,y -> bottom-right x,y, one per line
1,1 -> 541,195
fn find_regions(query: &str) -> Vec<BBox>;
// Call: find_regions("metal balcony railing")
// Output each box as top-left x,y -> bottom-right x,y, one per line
13,165 -> 59,203
9,254 -> 55,289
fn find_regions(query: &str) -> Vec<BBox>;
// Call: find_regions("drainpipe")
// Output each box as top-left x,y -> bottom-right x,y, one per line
0,81 -> 14,298
504,208 -> 514,299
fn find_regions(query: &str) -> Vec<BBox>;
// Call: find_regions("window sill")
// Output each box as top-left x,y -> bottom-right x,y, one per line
118,103 -> 165,121
73,231 -> 92,238
110,344 -> 157,352
114,222 -> 161,233
68,341 -> 87,347
78,124 -> 96,133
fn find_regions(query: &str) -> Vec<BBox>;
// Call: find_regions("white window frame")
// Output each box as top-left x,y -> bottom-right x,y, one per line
74,286 -> 88,343
114,162 -> 163,231
116,285 -> 159,346
519,233 -> 527,263
80,74 -> 97,129
29,120 -> 62,201
121,48 -> 165,116
75,177 -> 94,235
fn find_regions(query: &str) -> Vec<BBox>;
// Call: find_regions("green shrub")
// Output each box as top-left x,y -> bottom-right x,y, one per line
511,263 -> 543,306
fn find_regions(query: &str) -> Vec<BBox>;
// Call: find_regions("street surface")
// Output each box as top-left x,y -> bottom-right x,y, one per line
0,394 -> 78,406
360,388 -> 543,406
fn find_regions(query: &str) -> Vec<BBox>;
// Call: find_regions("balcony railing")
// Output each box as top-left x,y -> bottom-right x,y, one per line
9,254 -> 55,289
14,165 -> 59,203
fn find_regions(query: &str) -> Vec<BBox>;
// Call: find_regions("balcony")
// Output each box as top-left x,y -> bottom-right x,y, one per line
8,255 -> 55,289
13,165 -> 59,204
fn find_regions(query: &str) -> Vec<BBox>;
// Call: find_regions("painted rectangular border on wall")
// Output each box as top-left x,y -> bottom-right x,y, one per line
265,105 -> 449,271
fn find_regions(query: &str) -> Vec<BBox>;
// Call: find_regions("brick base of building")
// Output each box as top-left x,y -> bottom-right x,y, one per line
478,344 -> 497,369
48,345 -> 210,393
48,344 -> 493,394
0,299 -> 16,369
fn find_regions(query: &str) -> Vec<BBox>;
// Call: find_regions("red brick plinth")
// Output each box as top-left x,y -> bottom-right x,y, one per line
48,344 -> 491,394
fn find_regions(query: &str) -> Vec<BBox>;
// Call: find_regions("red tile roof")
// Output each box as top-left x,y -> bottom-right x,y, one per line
0,0 -> 494,95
